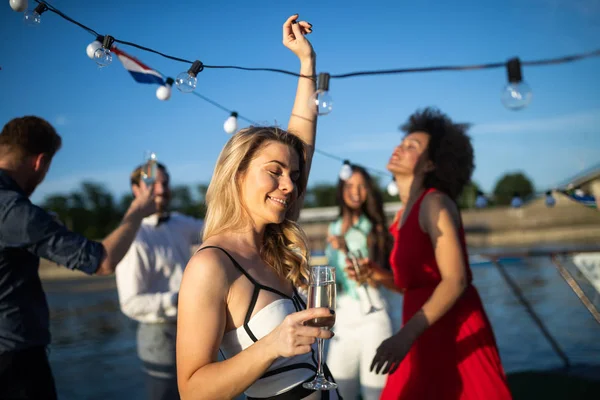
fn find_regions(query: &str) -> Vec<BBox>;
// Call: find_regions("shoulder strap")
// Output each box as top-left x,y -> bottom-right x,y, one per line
196,245 -> 258,286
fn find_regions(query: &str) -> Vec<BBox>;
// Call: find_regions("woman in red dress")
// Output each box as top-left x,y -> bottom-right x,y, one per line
350,108 -> 512,399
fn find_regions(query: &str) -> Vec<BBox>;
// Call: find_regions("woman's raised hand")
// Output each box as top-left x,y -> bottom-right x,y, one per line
282,14 -> 315,62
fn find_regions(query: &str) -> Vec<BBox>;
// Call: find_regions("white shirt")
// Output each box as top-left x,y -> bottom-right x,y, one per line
115,212 -> 204,324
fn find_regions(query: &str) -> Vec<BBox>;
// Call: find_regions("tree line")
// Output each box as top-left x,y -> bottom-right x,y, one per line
40,172 -> 535,238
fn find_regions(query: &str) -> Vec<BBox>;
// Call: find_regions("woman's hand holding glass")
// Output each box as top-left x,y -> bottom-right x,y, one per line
263,307 -> 334,359
344,255 -> 374,285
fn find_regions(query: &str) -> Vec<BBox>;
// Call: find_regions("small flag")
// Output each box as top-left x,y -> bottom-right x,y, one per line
112,47 -> 164,85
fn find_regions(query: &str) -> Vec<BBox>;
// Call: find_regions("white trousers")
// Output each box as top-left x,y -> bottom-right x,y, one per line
326,288 -> 398,400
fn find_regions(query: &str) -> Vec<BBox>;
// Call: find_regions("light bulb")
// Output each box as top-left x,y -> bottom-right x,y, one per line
22,3 -> 46,26
545,191 -> 556,207
339,160 -> 352,181
309,90 -> 334,116
309,72 -> 333,115
86,37 -> 103,60
387,179 -> 398,196
176,60 -> 203,93
501,82 -> 533,110
175,72 -> 196,93
23,10 -> 40,25
501,58 -> 532,110
156,78 -> 174,101
224,112 -> 238,134
10,0 -> 27,12
93,35 -> 115,68
475,192 -> 487,209
94,48 -> 112,67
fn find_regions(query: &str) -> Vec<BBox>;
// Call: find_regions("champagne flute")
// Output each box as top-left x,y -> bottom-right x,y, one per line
348,250 -> 382,314
141,151 -> 157,186
303,265 -> 337,391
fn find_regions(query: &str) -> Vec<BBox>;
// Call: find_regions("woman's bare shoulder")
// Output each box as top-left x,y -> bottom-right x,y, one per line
420,190 -> 461,230
183,238 -> 240,289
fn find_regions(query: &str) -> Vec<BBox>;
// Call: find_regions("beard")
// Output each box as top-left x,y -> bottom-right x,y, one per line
155,195 -> 170,213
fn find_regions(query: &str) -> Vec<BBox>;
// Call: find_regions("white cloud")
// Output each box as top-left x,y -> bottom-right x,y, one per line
470,109 -> 600,135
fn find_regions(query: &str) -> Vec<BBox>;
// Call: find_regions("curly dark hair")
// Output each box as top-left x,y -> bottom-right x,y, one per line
336,164 -> 394,270
400,107 -> 474,200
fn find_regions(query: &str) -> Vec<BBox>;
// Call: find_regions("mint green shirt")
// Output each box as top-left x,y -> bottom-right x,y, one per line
325,215 -> 372,300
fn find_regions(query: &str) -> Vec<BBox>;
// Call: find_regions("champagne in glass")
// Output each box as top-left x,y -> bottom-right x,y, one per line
303,265 -> 337,391
349,250 -> 382,314
305,282 -> 336,329
141,151 -> 157,186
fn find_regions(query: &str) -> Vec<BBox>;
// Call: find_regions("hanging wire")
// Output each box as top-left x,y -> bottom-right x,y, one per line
30,0 -> 600,184
35,0 -> 600,81
145,66 -> 390,177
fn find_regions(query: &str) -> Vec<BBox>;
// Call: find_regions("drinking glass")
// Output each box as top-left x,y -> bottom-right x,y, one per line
303,265 -> 337,391
141,151 -> 157,186
348,250 -> 382,314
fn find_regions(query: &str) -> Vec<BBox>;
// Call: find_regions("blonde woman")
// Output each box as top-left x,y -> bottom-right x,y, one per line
176,15 -> 341,400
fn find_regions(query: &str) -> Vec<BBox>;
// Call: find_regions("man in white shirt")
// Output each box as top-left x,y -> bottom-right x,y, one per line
115,162 -> 204,400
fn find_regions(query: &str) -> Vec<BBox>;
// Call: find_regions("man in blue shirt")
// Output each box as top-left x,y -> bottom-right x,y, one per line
0,116 -> 156,399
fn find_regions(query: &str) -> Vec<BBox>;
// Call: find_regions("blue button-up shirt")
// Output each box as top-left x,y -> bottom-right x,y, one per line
0,169 -> 104,353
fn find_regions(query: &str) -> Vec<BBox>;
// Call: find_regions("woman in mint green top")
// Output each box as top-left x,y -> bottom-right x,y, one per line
324,164 -> 403,400
325,214 -> 372,300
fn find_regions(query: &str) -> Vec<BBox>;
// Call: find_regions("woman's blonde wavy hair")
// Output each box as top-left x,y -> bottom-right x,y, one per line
202,126 -> 311,288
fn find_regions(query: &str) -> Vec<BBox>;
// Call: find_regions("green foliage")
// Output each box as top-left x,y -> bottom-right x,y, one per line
40,171 -> 536,237
457,181 -> 482,209
41,180 -> 208,238
492,172 -> 535,206
304,183 -> 338,208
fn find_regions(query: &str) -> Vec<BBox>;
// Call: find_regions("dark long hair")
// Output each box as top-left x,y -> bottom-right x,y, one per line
336,164 -> 393,270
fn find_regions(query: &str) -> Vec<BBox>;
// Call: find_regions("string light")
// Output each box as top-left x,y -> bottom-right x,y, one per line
86,35 -> 104,60
22,1 -> 600,92
176,60 -> 203,93
156,77 -> 174,101
23,2 -> 46,25
9,0 -> 27,12
387,178 -> 399,197
339,160 -> 353,181
309,73 -> 333,115
501,58 -> 533,110
10,0 -> 600,198
223,112 -> 238,134
93,35 -> 114,68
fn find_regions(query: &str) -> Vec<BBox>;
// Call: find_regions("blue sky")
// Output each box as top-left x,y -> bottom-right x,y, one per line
1,0 -> 599,204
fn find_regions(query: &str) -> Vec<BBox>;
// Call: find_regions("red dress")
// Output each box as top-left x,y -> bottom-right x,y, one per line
380,188 -> 512,399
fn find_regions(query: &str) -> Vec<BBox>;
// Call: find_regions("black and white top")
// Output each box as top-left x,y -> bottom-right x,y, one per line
199,246 -> 342,400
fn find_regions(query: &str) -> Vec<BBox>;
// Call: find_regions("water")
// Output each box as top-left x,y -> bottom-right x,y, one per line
43,254 -> 600,399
